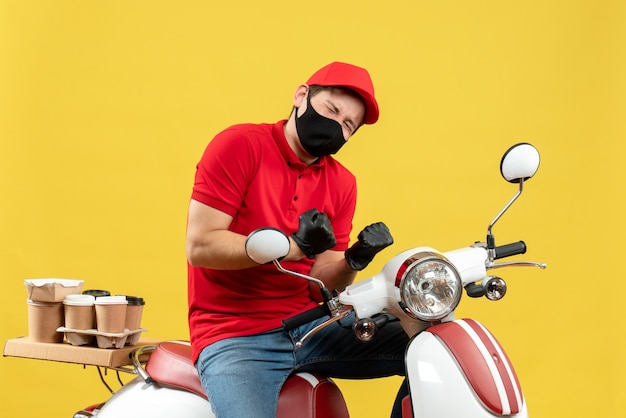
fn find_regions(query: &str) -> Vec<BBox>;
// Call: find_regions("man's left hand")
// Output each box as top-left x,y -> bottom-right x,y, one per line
344,222 -> 393,271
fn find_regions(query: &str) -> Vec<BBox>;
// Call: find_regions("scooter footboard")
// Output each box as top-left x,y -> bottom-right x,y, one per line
405,318 -> 527,418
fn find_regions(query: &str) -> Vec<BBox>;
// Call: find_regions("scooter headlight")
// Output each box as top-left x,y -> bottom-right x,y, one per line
397,252 -> 462,321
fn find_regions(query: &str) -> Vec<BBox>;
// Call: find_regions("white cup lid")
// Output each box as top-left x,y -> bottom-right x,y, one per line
93,295 -> 128,305
64,294 -> 96,306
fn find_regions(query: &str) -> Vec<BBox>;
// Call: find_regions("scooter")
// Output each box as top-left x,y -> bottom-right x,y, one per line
75,142 -> 545,418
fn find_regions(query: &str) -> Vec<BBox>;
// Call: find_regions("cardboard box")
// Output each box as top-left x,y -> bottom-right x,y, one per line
25,279 -> 84,302
3,337 -> 162,368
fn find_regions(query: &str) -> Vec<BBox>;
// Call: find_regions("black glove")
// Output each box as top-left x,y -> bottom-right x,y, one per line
292,208 -> 336,259
345,222 -> 393,271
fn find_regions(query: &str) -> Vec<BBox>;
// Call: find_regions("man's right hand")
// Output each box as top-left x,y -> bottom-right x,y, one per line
292,208 -> 336,259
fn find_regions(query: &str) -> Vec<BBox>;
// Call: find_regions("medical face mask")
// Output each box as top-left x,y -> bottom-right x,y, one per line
295,93 -> 346,157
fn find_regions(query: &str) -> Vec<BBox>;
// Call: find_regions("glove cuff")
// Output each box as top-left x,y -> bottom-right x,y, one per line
344,245 -> 371,271
291,234 -> 315,259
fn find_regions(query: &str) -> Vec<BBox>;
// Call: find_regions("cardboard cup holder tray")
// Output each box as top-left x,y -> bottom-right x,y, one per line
57,327 -> 148,349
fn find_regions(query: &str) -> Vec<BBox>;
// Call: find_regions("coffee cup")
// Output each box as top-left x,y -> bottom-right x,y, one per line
27,300 -> 64,343
94,296 -> 128,333
63,294 -> 96,330
123,296 -> 145,331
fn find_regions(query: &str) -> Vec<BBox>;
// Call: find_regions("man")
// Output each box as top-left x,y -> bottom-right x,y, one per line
187,62 -> 409,418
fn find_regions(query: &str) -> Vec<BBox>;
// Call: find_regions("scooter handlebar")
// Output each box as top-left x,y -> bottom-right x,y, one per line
282,305 -> 327,331
494,241 -> 526,259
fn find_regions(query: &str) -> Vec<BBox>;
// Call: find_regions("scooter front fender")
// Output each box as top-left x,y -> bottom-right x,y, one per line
95,376 -> 215,418
405,318 -> 528,418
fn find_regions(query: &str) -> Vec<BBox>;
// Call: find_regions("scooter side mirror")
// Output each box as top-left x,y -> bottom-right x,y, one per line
487,142 -> 541,249
245,228 -> 291,264
500,143 -> 540,183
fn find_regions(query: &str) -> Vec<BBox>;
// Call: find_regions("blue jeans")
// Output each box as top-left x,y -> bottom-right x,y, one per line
196,313 -> 409,418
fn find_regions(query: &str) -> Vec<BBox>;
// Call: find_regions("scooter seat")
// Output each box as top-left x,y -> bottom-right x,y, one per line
145,341 -> 350,418
145,341 -> 207,399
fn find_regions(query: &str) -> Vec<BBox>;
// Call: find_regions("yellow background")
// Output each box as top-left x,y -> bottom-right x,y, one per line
1,1 -> 625,417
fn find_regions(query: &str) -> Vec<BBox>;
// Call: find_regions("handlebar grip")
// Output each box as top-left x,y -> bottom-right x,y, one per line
282,305 -> 327,331
494,241 -> 526,259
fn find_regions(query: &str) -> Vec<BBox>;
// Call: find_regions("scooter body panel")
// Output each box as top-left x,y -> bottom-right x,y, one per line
405,318 -> 528,418
95,376 -> 215,418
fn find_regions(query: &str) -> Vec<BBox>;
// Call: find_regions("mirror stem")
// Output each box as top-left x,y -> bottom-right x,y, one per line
487,178 -> 525,249
272,260 -> 333,304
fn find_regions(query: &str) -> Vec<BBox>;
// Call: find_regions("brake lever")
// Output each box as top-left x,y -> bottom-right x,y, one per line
294,306 -> 353,349
487,260 -> 547,269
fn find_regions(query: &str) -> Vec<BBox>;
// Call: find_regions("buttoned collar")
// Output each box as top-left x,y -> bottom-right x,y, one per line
273,120 -> 326,171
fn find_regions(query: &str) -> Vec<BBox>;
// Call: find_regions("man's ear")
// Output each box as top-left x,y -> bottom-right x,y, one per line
293,84 -> 309,108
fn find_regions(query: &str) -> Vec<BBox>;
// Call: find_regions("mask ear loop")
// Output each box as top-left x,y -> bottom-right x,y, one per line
292,86 -> 311,119
293,90 -> 313,131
